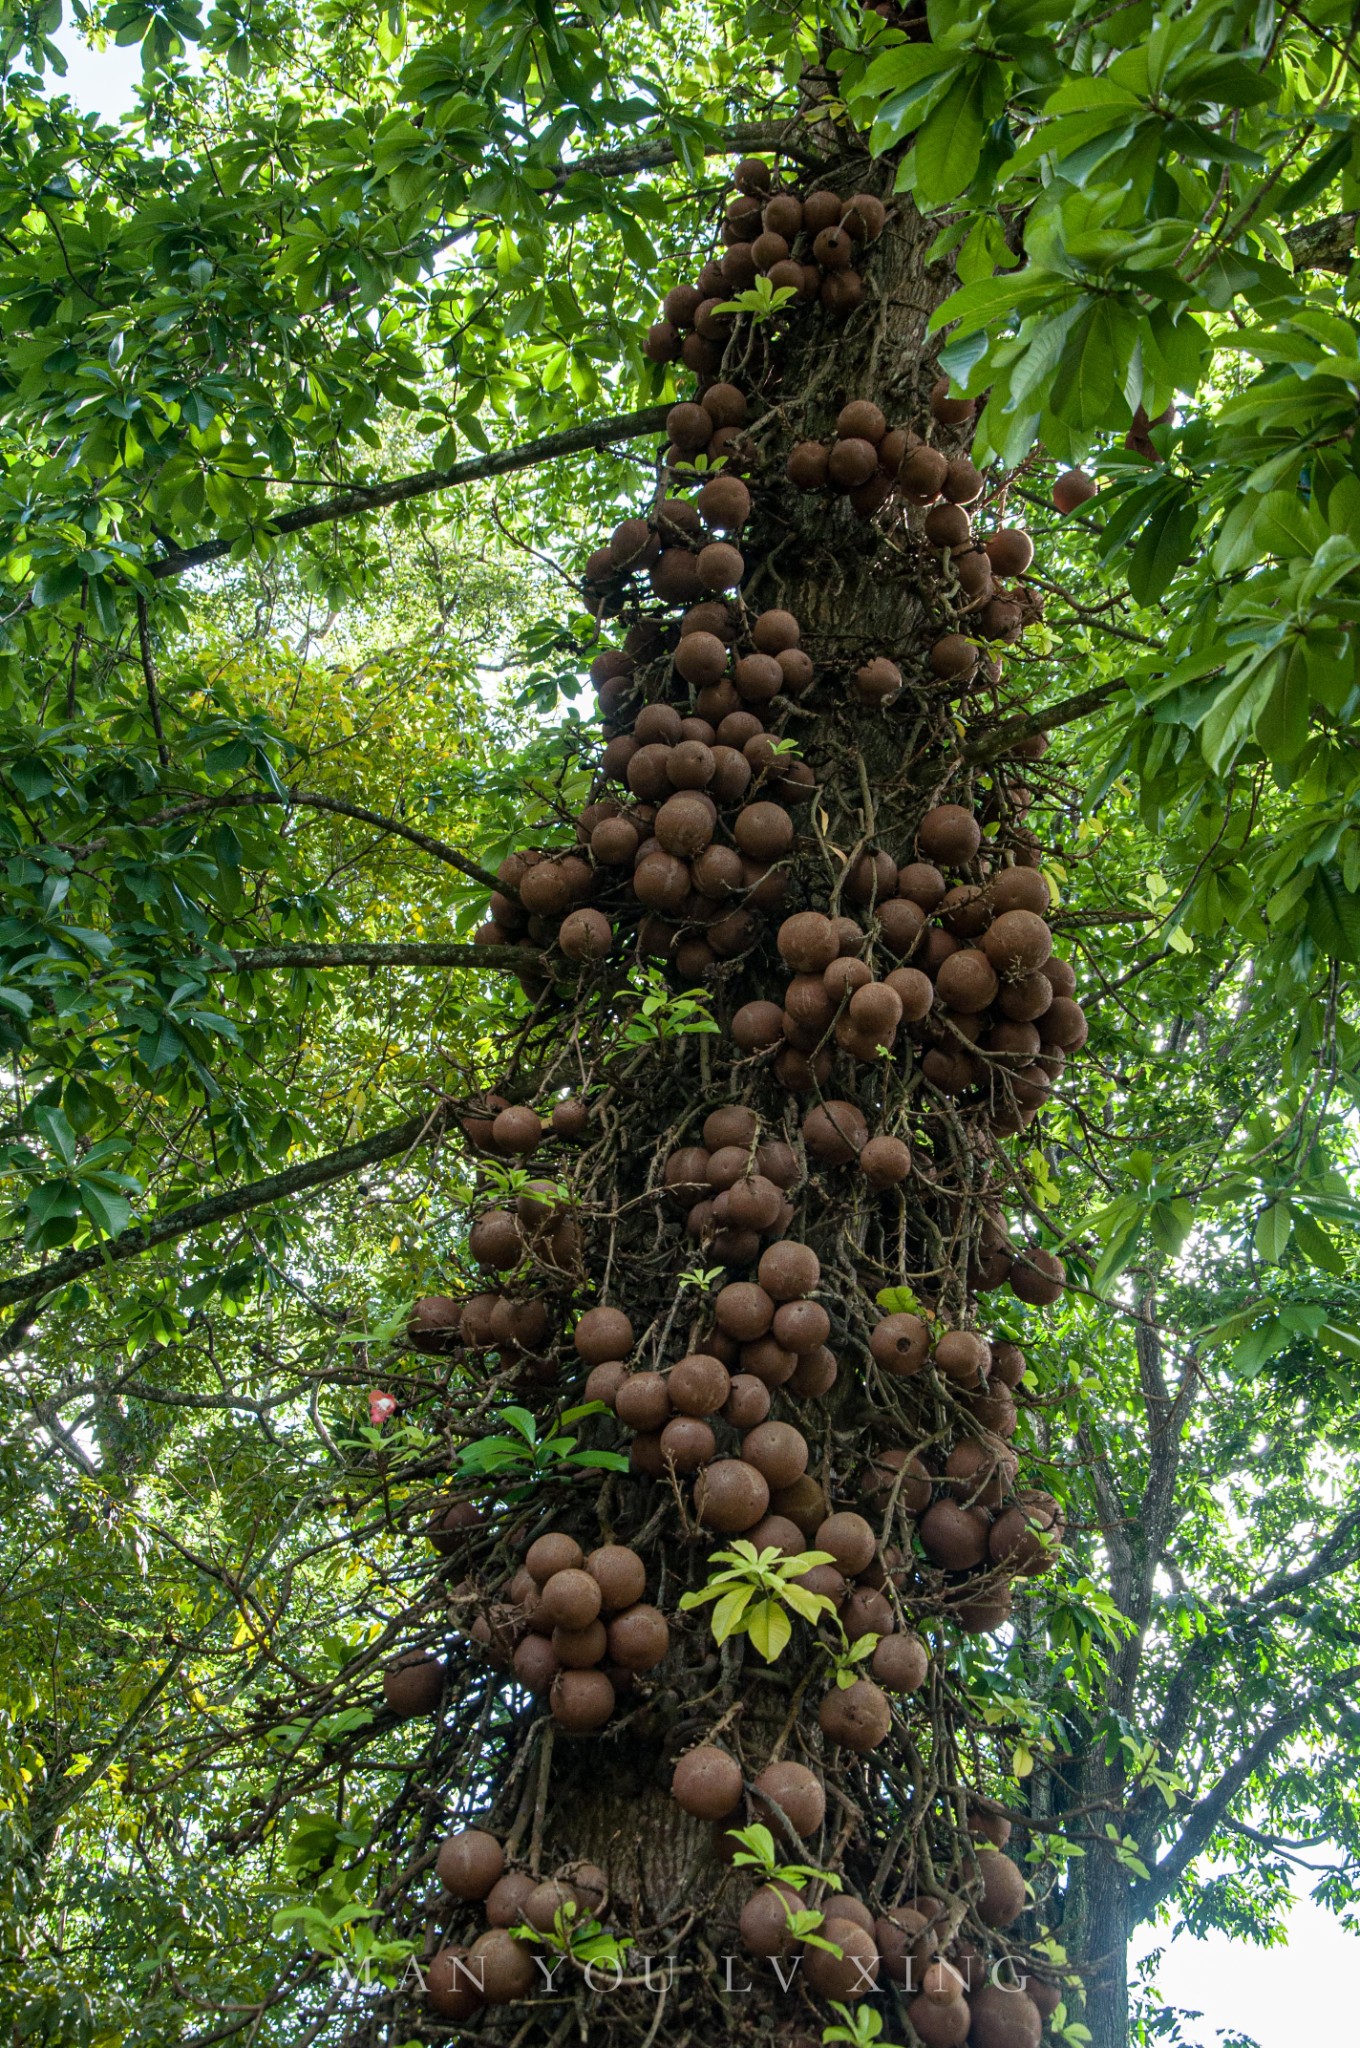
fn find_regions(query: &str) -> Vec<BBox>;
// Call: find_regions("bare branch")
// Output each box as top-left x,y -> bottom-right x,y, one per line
149,405 -> 671,582
0,1108 -> 450,1313
963,680 -> 1126,765
225,940 -> 544,975
1285,210 -> 1357,271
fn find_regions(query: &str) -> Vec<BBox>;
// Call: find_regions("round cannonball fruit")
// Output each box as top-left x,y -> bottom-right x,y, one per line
740,1882 -> 806,1957
573,1305 -> 634,1367
822,267 -> 864,311
840,191 -> 886,240
607,1602 -> 671,1670
666,401 -> 711,451
859,1133 -> 911,1188
734,802 -> 793,861
695,1458 -> 770,1532
672,1744 -> 742,1820
804,1920 -> 881,1998
384,1654 -> 444,1717
1053,467 -> 1097,513
930,375 -> 974,425
943,457 -> 983,504
697,541 -> 744,591
828,437 -> 878,489
615,1371 -> 672,1432
539,1568 -> 602,1630
935,949 -> 999,1013
757,1240 -> 819,1301
854,656 -> 902,706
491,1105 -> 543,1155
919,1500 -> 989,1570
986,527 -> 1035,577
527,1532 -> 585,1584
485,1870 -> 537,1928
870,1313 -> 930,1375
935,1329 -> 990,1384
872,1631 -> 929,1692
818,1677 -> 892,1751
559,907 -> 611,960
815,1511 -> 876,1576
1010,1246 -> 1066,1305
587,1545 -> 646,1611
697,474 -> 751,530
787,441 -> 830,489
550,1667 -> 614,1730
969,1984 -> 1043,2048
918,804 -> 981,865
978,1851 -> 1028,1927
900,445 -> 949,500
426,1946 -> 484,2020
436,1828 -> 504,1900
468,1927 -> 537,2004
552,1618 -> 608,1668
803,1099 -> 868,1164
909,1994 -> 971,2048
669,1352 -> 731,1416
740,1420 -> 809,1489
983,909 -> 1053,977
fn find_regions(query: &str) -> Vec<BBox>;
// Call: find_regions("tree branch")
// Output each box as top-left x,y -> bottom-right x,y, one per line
148,404 -> 671,582
1132,1661 -> 1360,1916
562,116 -> 825,186
153,790 -> 507,893
225,940 -> 544,974
0,1108 -> 449,1313
963,680 -> 1126,765
1285,210 -> 1357,271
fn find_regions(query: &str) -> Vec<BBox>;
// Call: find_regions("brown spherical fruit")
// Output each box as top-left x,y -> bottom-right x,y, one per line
885,966 -> 933,1021
539,1568 -> 603,1631
550,1667 -> 615,1730
469,1927 -> 537,2004
870,1312 -> 930,1375
436,1828 -> 504,1900
909,1994 -> 970,2048
802,1099 -> 868,1165
919,803 -> 982,865
615,1371 -> 672,1432
527,1532 -> 585,1584
1053,467 -> 1097,513
697,474 -> 751,532
978,1851 -> 1028,1927
778,911 -> 838,974
854,656 -> 902,706
935,1329 -> 990,1385
969,1985 -> 1043,2048
828,436 -> 879,489
900,444 -> 949,500
787,440 -> 830,489
734,651 -> 783,701
837,398 -> 887,444
552,1618 -> 607,1668
741,1420 -> 809,1489
574,1305 -> 635,1365
1010,1245 -> 1066,1305
983,908 -> 1052,978
491,1105 -> 543,1155
840,191 -> 886,240
733,1000 -> 785,1051
919,1501 -> 989,1571
384,1655 -> 444,1718
734,801 -> 794,860
752,1759 -> 825,1838
819,1677 -> 892,1751
986,527 -> 1035,577
672,1744 -> 743,1820
695,1457 -> 770,1532
485,1869 -> 537,1928
669,1352 -> 732,1417
873,1631 -> 929,1692
816,1511 -> 877,1575
804,1920 -> 881,1998
607,1603 -> 671,1671
930,634 -> 980,683
697,541 -> 744,592
587,1544 -> 646,1612
724,1373 -> 773,1429
757,1240 -> 820,1302
740,1881 -> 806,1957
426,1945 -> 484,2020
559,907 -> 612,961
930,374 -> 975,425
936,949 -> 999,1013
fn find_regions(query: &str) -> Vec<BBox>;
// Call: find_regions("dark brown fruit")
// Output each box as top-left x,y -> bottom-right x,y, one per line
924,500 -> 971,549
818,1676 -> 892,1750
986,527 -> 1035,576
672,1744 -> 743,1819
935,948 -> 999,1013
969,1984 -> 1043,2048
772,1298 -> 830,1354
918,803 -> 981,865
860,1134 -> 911,1188
384,1655 -> 444,1717
840,191 -> 886,240
587,1544 -> 646,1611
552,1618 -> 608,1668
930,633 -> 980,682
741,1420 -> 809,1488
870,1313 -> 929,1375
723,1373 -> 773,1429
978,1851 -> 1028,1927
804,1919 -> 881,1997
935,1329 -> 990,1385
1053,467 -> 1097,513
408,1295 -> 462,1355
469,1927 -> 537,2004
669,1352 -> 732,1416
733,1000 -> 785,1050
485,1869 -> 538,1928
885,966 -> 933,1021
550,1668 -> 615,1730
752,1759 -> 825,1838
872,1632 -> 929,1692
426,1945 -> 484,2020
900,444 -> 949,500
837,398 -> 887,443
803,1099 -> 868,1164
734,801 -> 793,860
698,541 -> 744,591
574,1305 -> 635,1365
1010,1245 -> 1066,1305
778,910 -> 838,972
697,473 -> 751,530
787,440 -> 830,489
615,1371 -> 672,1431
758,1240 -> 819,1301
511,1634 -> 561,1694
828,436 -> 878,489
644,319 -> 681,363
702,380 -> 748,427
651,548 -> 705,605
813,223 -> 853,268
734,651 -> 783,701
816,1511 -> 877,1574
919,1501 -> 989,1570
491,1104 -> 543,1155
740,1881 -> 806,1957
436,1828 -> 504,1900
909,1994 -> 970,2048
695,1457 -> 770,1531
559,907 -> 611,960
930,374 -> 975,425
607,1602 -> 671,1670
854,656 -> 902,705
943,457 -> 983,504
666,401 -> 712,450
527,1532 -> 585,1583
539,1568 -> 603,1630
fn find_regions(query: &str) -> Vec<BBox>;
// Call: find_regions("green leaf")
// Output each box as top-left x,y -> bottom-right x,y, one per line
1254,1201 -> 1294,1264
913,62 -> 987,206
745,1599 -> 792,1662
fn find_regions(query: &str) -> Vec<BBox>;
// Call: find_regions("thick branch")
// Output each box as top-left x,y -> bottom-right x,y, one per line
1132,1662 -> 1360,1917
149,405 -> 670,581
963,680 -> 1125,765
564,117 -> 824,186
1285,210 -> 1357,271
156,790 -> 505,893
0,1109 -> 448,1313
226,940 -> 543,974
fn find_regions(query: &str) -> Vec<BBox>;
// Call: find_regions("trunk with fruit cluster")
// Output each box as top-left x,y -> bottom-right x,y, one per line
371,143 -> 1097,2048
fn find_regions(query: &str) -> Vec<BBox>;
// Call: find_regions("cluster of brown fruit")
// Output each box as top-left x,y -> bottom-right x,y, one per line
642,163 -> 887,381
460,1531 -> 670,1731
424,1825 -> 610,2021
